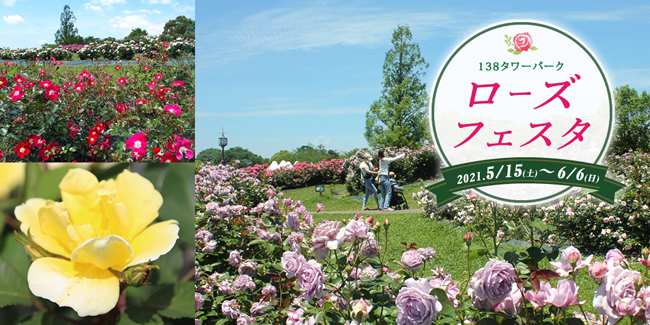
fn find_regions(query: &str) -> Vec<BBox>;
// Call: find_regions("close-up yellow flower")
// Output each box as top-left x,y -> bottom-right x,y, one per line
15,168 -> 180,317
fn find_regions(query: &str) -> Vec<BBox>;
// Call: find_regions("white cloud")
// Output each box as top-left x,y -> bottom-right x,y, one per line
147,23 -> 164,35
97,0 -> 126,5
3,14 -> 24,24
123,9 -> 162,14
84,3 -> 102,11
143,0 -> 171,4
39,39 -> 46,43
111,15 -> 152,28
3,0 -> 16,7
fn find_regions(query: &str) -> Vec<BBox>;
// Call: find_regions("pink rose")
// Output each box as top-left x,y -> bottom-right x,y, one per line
229,250 -> 242,267
589,261 -> 608,281
605,249 -> 625,268
524,280 -> 553,309
309,221 -> 345,260
221,299 -> 240,319
513,32 -> 533,51
549,246 -> 593,277
468,258 -> 516,309
593,266 -> 643,323
549,280 -> 583,308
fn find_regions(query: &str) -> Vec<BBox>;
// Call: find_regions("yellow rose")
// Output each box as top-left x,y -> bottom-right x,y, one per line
15,168 -> 179,317
0,163 -> 25,199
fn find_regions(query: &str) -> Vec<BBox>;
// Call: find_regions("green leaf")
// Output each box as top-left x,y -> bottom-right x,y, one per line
566,318 -> 585,325
530,46 -> 538,51
513,50 -> 522,55
430,288 -> 456,318
149,244 -> 182,284
117,308 -> 164,325
33,167 -> 77,201
0,232 -> 31,277
477,318 -> 501,325
155,164 -> 194,246
468,247 -> 489,260
0,258 -> 32,307
507,48 -> 514,53
18,311 -> 58,325
146,282 -> 194,319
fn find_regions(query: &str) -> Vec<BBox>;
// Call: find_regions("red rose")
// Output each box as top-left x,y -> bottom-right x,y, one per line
513,32 -> 533,52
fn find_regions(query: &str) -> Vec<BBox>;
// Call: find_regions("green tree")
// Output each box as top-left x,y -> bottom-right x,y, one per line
160,16 -> 195,41
197,147 -> 267,167
54,5 -> 84,45
270,150 -> 293,164
124,28 -> 149,42
364,25 -> 429,149
610,86 -> 650,154
83,36 -> 101,44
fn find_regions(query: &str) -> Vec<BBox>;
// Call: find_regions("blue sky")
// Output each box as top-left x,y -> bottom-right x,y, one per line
201,1 -> 648,159
1,0 -> 194,48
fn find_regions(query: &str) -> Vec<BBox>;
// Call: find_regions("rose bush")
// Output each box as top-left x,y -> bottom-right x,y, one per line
0,52 -> 194,162
197,163 -> 650,325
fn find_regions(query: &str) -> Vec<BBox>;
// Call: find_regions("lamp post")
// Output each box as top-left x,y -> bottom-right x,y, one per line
218,128 -> 228,164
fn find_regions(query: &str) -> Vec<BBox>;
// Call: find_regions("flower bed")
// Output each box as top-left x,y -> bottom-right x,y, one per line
0,54 -> 194,162
196,163 -> 650,325
240,159 -> 346,189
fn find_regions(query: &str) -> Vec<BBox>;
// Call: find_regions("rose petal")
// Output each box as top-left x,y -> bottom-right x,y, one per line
125,220 -> 179,268
71,235 -> 133,270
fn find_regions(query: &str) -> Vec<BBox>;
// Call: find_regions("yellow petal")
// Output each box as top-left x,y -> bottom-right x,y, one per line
38,201 -> 78,255
59,169 -> 102,230
71,235 -> 133,270
0,163 -> 25,199
99,199 -> 130,240
15,199 -> 70,258
28,258 -> 120,317
125,220 -> 179,269
113,170 -> 163,241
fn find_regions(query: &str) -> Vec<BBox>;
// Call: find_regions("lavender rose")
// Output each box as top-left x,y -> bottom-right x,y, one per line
233,274 -> 255,292
593,266 -> 643,322
238,259 -> 258,277
396,278 -> 443,325
237,314 -> 255,325
417,247 -> 436,261
297,259 -> 327,301
494,283 -> 522,316
195,292 -> 204,311
468,258 -> 516,309
401,250 -> 423,272
229,250 -> 242,267
222,299 -> 240,319
282,251 -> 306,279
309,221 -> 345,260
250,300 -> 270,316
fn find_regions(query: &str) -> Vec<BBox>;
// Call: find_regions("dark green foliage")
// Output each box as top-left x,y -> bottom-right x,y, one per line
365,25 -> 429,149
610,86 -> 650,154
270,143 -> 340,164
54,5 -> 84,46
124,28 -> 149,42
198,147 -> 268,167
160,16 -> 195,41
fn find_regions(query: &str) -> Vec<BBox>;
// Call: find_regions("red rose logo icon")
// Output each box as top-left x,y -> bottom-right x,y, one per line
504,33 -> 538,55
513,32 -> 533,51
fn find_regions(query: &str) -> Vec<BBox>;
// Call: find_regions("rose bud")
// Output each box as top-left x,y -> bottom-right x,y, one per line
589,261 -> 607,280
366,216 -> 374,224
383,218 -> 390,230
122,263 -> 160,287
351,298 -> 373,323
643,247 -> 650,261
464,232 -> 474,243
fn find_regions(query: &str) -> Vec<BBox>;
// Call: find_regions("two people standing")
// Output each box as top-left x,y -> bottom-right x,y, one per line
359,150 -> 405,211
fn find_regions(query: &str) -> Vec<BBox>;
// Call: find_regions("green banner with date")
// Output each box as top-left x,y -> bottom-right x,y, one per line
425,157 -> 625,207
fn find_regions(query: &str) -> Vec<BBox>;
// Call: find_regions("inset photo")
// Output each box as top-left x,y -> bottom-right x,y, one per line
0,163 -> 195,324
1,3 -> 195,162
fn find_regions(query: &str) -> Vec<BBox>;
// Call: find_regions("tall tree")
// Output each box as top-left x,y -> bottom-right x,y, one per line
160,16 -> 195,41
124,28 -> 149,42
55,5 -> 83,45
365,25 -> 429,149
610,86 -> 650,154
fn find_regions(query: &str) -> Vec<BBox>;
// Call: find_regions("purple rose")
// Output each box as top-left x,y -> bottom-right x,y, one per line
297,259 -> 326,301
262,285 -> 277,297
250,300 -> 270,316
195,292 -> 204,311
286,212 -> 300,230
202,240 -> 217,252
310,221 -> 344,260
468,258 -> 516,309
288,232 -> 304,253
401,250 -> 423,272
222,299 -> 240,319
359,233 -> 380,258
417,247 -> 436,261
494,283 -> 522,316
344,219 -> 369,240
605,249 -> 626,268
229,250 -> 242,267
238,259 -> 258,277
282,251 -> 306,278
233,275 -> 255,292
237,314 -> 255,325
396,278 -> 443,325
218,279 -> 235,295
593,266 -> 643,322
524,280 -> 553,309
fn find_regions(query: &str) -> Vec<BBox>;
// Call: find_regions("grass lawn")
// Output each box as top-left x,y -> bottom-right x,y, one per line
279,182 -> 650,317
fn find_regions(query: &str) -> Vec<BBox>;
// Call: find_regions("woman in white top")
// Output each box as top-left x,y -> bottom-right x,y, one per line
377,149 -> 405,211
359,153 -> 379,210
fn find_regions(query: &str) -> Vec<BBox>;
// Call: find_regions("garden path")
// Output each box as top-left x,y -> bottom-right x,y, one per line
314,208 -> 422,214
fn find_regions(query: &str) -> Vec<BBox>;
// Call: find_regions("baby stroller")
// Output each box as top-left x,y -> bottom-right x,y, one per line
377,181 -> 409,210
389,183 -> 409,210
